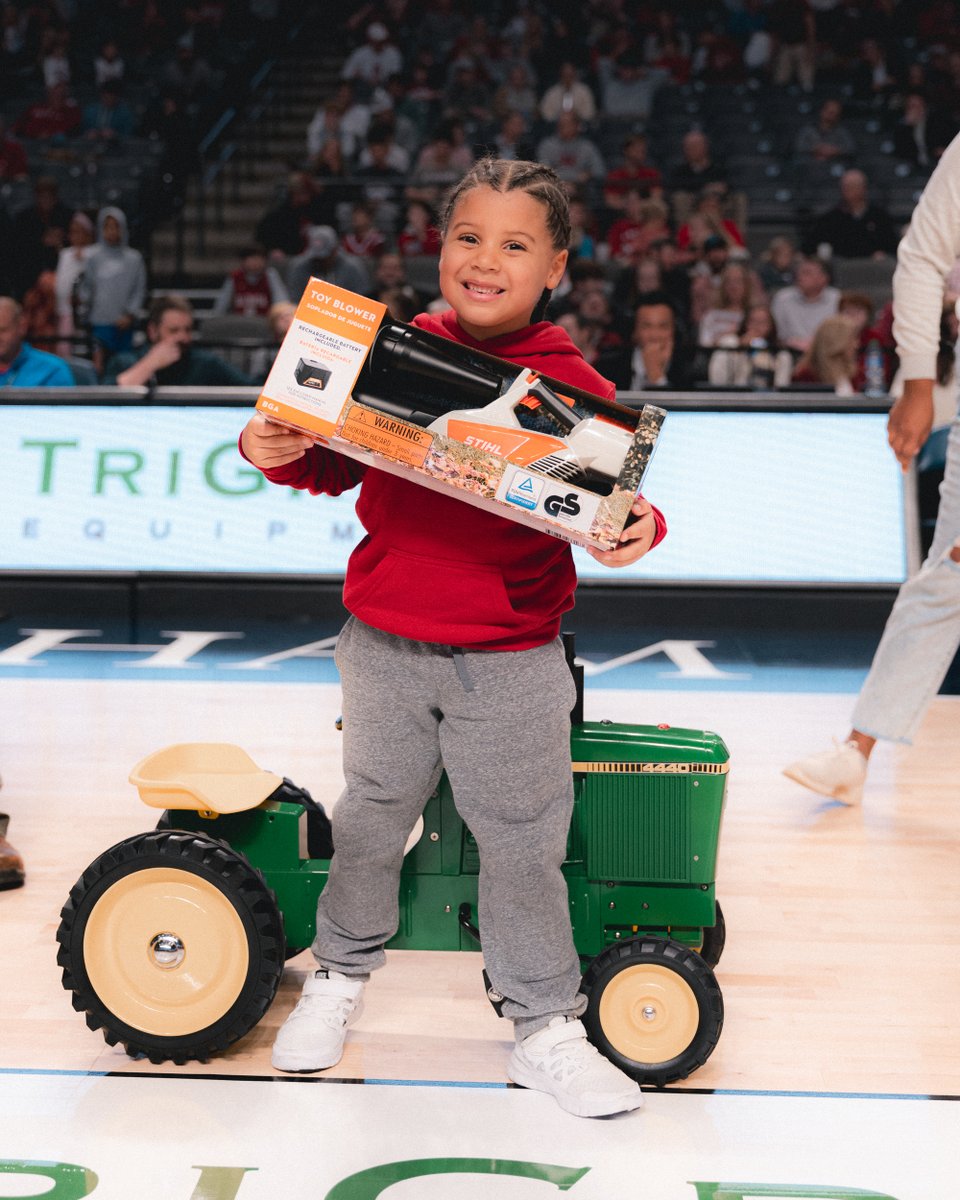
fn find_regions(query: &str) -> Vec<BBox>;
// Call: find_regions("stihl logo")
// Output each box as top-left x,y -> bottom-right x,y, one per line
544,492 -> 581,518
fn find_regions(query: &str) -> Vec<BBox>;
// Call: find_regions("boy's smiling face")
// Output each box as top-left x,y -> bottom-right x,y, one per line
439,185 -> 567,341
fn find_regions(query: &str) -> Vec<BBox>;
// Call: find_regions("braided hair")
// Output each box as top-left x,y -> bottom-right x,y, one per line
438,157 -> 572,324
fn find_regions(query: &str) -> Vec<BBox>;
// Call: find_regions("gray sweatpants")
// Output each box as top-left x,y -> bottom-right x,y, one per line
313,615 -> 587,1039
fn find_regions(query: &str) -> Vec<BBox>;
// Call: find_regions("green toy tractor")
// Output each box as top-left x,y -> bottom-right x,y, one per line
56,636 -> 728,1087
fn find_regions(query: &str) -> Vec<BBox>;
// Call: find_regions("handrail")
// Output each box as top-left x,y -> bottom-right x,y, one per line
0,387 -> 890,412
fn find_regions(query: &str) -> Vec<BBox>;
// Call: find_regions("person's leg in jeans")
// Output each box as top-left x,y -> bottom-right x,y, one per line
785,416 -> 960,802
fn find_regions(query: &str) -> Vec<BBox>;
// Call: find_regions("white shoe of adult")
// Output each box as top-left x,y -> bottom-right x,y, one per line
507,1017 -> 644,1118
271,969 -> 365,1072
782,739 -> 868,806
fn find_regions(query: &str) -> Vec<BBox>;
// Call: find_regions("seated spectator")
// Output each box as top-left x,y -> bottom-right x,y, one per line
893,92 -> 956,172
397,199 -> 441,257
372,250 -> 430,308
676,183 -> 745,254
758,235 -> 798,295
556,309 -> 604,367
488,110 -> 536,163
604,193 -> 671,266
341,21 -> 404,95
600,291 -> 694,390
603,134 -> 664,211
492,63 -> 538,124
22,269 -> 57,349
54,211 -> 96,352
689,27 -> 745,85
707,303 -> 795,388
327,80 -> 373,163
250,300 -> 296,383
668,130 -> 727,194
793,98 -> 856,165
838,289 -> 891,387
568,194 -> 598,261
9,177 -> 73,297
803,169 -> 900,259
539,61 -> 597,123
613,240 -> 692,327
406,120 -> 472,207
536,112 -> 606,187
286,224 -> 371,302
79,207 -> 147,374
441,59 -> 494,135
698,262 -> 763,348
313,137 -> 360,226
355,125 -> 409,232
81,80 -> 137,142
596,50 -> 667,121
40,29 -> 71,89
651,34 -> 692,84
574,284 -> 625,356
306,100 -> 347,170
212,246 -> 289,318
107,294 -> 254,386
14,81 -> 81,141
94,38 -> 125,87
769,0 -> 816,91
379,286 -> 420,322
791,314 -> 859,394
0,296 -> 74,386
255,172 -> 339,261
771,255 -> 840,351
342,200 -> 388,259
0,114 -> 27,180
850,36 -> 898,105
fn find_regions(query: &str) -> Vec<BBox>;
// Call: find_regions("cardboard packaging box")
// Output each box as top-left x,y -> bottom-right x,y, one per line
256,278 -> 665,551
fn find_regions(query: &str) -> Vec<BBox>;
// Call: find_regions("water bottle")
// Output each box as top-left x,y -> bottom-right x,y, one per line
748,338 -> 775,389
864,338 -> 886,397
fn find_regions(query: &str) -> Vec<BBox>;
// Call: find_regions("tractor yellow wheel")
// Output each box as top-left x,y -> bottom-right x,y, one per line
599,961 -> 701,1064
581,937 -> 723,1087
84,867 -> 250,1037
57,831 -> 284,1064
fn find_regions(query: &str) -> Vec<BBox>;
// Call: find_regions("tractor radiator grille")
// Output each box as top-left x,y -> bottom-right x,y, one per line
583,774 -> 690,881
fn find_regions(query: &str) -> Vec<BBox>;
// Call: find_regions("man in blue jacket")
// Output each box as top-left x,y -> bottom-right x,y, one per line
0,297 -> 74,387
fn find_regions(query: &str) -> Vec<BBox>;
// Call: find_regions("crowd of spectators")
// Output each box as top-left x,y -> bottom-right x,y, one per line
232,0 -> 960,394
4,1 -> 960,394
0,0 -> 293,386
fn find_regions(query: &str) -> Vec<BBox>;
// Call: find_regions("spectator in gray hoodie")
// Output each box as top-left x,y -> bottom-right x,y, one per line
81,206 -> 147,372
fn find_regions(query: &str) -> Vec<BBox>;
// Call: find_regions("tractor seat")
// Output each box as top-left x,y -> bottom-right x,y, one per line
129,743 -> 284,814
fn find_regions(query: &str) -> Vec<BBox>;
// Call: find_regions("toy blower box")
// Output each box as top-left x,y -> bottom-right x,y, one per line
256,277 -> 666,551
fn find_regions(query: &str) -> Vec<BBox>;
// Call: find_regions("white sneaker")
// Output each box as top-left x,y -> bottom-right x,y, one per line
507,1017 -> 644,1118
783,739 -> 868,805
271,969 -> 365,1072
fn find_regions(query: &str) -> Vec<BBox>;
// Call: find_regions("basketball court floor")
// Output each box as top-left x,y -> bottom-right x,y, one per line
1,612 -> 958,1200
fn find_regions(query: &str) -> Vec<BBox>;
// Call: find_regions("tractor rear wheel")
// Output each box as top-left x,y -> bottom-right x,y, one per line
56,830 -> 284,1064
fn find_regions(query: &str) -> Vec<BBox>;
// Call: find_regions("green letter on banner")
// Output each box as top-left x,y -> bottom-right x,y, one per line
689,1183 -> 900,1200
190,1166 -> 258,1199
0,1160 -> 98,1199
326,1158 -> 590,1199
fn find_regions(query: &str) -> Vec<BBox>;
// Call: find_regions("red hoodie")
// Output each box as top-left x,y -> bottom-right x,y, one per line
248,310 -> 666,650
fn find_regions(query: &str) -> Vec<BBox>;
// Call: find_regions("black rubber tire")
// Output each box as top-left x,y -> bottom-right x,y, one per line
56,830 -> 285,1064
697,900 -> 726,969
581,936 -> 723,1087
